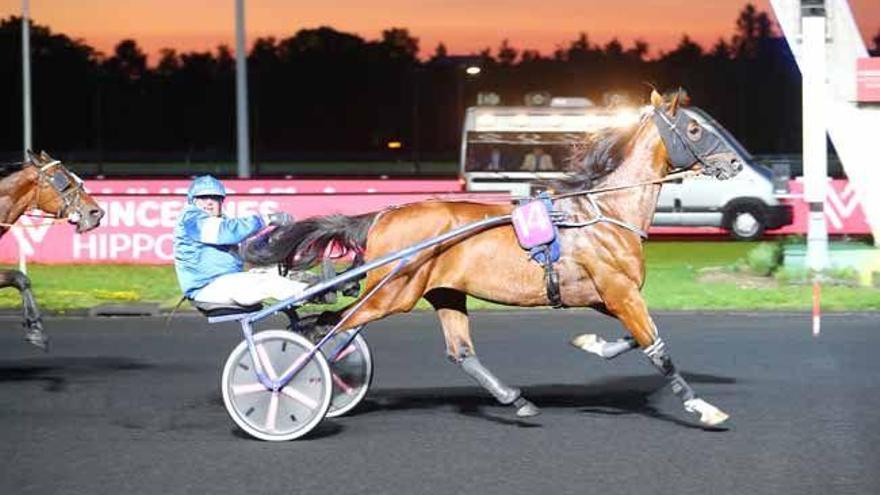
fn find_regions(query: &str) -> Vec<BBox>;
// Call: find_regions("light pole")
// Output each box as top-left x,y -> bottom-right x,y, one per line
22,0 -> 32,160
455,64 -> 481,149
234,0 -> 251,178
411,67 -> 422,173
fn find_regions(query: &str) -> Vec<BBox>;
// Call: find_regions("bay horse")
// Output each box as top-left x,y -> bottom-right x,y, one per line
1,151 -> 104,349
245,90 -> 743,427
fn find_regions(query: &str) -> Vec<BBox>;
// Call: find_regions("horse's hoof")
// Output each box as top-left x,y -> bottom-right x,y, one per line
684,398 -> 729,427
25,331 -> 49,352
513,397 -> 541,417
570,333 -> 605,357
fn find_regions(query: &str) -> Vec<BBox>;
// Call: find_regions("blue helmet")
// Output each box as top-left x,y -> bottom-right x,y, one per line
187,175 -> 226,203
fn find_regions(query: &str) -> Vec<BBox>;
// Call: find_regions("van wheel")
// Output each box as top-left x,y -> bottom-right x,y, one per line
726,204 -> 766,241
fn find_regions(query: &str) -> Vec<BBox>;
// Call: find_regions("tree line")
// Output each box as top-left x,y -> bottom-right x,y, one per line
1,4 -> 879,168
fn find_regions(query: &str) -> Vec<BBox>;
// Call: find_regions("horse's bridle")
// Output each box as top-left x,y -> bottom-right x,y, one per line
30,160 -> 87,221
651,107 -> 729,174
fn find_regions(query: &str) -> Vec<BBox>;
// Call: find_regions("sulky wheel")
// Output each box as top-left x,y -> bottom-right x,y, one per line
319,327 -> 374,418
221,330 -> 332,442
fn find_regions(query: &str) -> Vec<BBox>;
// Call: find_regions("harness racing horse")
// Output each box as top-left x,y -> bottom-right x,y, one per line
0,151 -> 104,349
245,90 -> 743,427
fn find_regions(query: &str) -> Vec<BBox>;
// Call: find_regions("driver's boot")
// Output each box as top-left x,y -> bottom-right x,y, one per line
281,307 -> 300,332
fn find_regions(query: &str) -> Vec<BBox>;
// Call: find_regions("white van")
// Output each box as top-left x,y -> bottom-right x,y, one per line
460,102 -> 793,240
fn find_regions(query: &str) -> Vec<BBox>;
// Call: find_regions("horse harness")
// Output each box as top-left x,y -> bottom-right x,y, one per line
30,160 -> 88,221
520,106 -> 730,307
512,190 -> 652,308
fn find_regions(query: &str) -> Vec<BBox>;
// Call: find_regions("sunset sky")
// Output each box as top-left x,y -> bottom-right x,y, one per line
1,0 -> 878,62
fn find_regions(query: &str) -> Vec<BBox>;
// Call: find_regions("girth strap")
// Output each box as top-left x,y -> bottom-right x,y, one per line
541,244 -> 563,308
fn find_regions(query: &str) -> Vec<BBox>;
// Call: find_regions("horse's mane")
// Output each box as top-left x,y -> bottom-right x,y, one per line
0,162 -> 26,179
541,118 -> 643,193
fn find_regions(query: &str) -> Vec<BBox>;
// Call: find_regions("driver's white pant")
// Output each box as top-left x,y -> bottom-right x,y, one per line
192,271 -> 308,306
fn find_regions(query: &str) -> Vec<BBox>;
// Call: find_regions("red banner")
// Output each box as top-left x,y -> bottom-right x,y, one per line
87,178 -> 463,195
857,57 -> 880,103
0,178 -> 870,265
1,191 -> 474,264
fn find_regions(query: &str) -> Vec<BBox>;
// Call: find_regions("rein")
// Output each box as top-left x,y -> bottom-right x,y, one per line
0,218 -> 67,229
548,169 -> 699,239
549,168 -> 698,201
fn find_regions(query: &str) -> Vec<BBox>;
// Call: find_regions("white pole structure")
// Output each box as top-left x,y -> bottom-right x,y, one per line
22,0 -> 32,160
801,1 -> 830,272
773,0 -> 880,246
234,0 -> 251,178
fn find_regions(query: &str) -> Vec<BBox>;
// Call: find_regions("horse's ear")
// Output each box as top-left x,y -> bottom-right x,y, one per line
26,149 -> 40,165
669,88 -> 683,116
650,89 -> 663,108
39,150 -> 52,161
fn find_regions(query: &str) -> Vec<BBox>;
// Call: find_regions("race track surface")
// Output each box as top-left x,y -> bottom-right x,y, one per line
1,311 -> 879,495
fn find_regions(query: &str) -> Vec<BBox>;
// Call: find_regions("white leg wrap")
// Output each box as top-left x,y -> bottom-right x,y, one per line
684,398 -> 730,426
570,334 -> 638,359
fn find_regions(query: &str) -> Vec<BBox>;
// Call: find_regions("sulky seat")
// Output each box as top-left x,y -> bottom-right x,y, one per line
190,300 -> 263,317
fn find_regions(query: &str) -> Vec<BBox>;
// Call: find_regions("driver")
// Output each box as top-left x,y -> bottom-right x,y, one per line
173,175 -> 307,307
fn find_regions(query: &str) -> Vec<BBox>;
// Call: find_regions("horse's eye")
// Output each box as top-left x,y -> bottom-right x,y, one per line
686,121 -> 702,141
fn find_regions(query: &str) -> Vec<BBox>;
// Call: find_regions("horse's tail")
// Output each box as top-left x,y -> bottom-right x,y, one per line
242,212 -> 378,270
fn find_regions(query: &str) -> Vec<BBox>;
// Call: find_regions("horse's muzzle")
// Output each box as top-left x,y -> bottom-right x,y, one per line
702,153 -> 742,181
74,206 -> 104,233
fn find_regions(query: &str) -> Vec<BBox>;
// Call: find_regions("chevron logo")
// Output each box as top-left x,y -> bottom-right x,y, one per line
9,215 -> 57,256
825,182 -> 864,230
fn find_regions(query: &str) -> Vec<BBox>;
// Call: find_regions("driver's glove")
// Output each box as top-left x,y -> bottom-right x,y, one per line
267,212 -> 294,226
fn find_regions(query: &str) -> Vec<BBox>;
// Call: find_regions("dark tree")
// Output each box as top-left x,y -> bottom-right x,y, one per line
732,3 -> 774,59
871,29 -> 880,56
0,5 -> 810,170
0,16 -> 101,156
497,39 -> 518,66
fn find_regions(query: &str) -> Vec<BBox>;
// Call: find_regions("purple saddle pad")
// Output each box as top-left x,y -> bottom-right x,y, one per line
512,200 -> 556,249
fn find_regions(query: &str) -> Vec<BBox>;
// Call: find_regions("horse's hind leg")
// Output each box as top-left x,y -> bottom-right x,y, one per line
425,288 -> 539,418
0,270 -> 48,351
601,284 -> 728,426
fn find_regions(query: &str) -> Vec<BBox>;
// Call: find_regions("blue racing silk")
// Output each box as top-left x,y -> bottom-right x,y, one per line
173,204 -> 266,298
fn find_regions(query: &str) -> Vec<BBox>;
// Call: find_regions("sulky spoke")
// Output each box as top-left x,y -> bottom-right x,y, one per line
265,392 -> 279,432
331,372 -> 355,395
256,344 -> 278,381
280,386 -> 318,410
333,344 -> 357,362
232,382 -> 269,396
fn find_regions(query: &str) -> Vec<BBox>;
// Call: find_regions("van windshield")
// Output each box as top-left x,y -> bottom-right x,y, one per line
464,132 -> 584,173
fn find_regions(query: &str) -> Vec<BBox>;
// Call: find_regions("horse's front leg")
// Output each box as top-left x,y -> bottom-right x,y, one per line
596,280 -> 728,427
0,269 -> 49,351
425,288 -> 539,418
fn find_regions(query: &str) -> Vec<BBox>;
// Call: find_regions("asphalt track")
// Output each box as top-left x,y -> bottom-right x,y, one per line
1,311 -> 879,495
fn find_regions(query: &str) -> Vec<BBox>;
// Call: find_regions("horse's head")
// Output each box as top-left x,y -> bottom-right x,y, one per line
26,150 -> 104,233
650,89 -> 742,180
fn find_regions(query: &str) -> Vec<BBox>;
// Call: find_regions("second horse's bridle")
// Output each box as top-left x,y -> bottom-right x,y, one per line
31,160 -> 88,221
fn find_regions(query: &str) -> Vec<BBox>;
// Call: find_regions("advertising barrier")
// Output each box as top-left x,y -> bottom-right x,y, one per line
86,178 -> 464,195
0,179 -> 870,265
775,179 -> 871,235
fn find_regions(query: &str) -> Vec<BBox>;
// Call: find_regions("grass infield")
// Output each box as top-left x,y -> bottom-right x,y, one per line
1,242 -> 878,313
